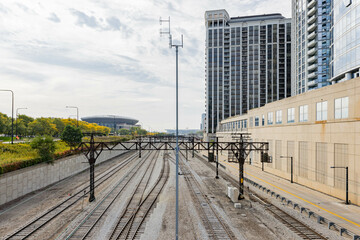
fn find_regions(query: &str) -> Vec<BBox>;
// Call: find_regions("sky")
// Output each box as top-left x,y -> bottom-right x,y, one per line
0,0 -> 291,132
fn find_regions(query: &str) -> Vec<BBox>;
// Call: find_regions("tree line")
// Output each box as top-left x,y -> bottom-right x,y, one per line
0,113 -> 111,137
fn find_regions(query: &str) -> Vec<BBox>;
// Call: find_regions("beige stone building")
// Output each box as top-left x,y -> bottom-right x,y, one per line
217,77 -> 360,205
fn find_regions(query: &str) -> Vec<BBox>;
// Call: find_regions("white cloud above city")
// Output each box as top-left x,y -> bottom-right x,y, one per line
0,0 -> 290,131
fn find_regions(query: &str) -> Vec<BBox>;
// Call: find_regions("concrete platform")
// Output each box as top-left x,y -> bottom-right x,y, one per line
219,159 -> 360,236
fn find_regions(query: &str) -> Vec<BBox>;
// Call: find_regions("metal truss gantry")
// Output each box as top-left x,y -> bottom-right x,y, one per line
77,134 -> 268,201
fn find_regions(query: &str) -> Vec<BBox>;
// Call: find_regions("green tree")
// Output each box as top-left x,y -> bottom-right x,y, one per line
28,118 -> 57,136
15,119 -> 27,137
129,127 -> 147,136
118,128 -> 130,135
0,113 -> 10,134
30,135 -> 56,161
18,114 -> 34,127
61,125 -> 83,149
53,118 -> 66,137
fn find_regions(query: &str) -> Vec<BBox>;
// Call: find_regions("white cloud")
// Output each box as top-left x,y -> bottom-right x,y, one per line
0,0 -> 290,131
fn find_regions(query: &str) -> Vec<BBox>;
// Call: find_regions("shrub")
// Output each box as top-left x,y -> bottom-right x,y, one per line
61,125 -> 83,149
30,136 -> 56,162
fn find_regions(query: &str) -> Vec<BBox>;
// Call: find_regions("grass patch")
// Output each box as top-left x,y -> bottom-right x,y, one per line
0,136 -> 11,141
0,141 -> 71,174
0,136 -> 132,175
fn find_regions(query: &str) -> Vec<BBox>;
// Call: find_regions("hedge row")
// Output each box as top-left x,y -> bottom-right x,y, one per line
0,149 -> 80,175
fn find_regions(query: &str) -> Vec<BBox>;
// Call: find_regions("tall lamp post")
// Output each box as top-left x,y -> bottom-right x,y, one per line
330,166 -> 349,204
66,106 -> 79,127
280,156 -> 293,183
16,107 -> 27,138
0,89 -> 14,144
160,16 -> 183,240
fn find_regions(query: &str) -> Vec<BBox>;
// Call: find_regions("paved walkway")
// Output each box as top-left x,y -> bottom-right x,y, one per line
219,159 -> 360,236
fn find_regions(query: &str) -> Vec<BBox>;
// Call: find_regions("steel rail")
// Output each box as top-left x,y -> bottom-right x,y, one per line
130,157 -> 169,239
4,151 -> 138,240
108,151 -> 160,240
111,153 -> 170,240
66,151 -> 156,239
194,153 -> 327,240
178,154 -> 235,240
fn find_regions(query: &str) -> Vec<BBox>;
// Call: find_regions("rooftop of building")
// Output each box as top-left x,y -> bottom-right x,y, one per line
81,115 -> 139,125
229,13 -> 285,22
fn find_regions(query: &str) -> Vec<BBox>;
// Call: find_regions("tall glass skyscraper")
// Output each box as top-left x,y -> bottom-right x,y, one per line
331,0 -> 360,82
292,0 -> 331,95
293,0 -> 360,92
205,10 -> 292,134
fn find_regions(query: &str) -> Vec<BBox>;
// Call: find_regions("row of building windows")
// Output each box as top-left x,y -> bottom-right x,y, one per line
220,96 -> 349,131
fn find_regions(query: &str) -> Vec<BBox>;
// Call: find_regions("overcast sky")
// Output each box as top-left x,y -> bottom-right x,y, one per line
0,0 -> 290,132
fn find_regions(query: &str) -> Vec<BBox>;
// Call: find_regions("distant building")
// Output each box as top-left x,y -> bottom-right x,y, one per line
81,115 -> 138,130
165,129 -> 200,135
205,9 -> 292,135
200,113 -> 206,131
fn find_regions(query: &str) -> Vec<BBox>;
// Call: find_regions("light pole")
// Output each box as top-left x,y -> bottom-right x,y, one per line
113,115 -> 116,135
215,136 -> 224,179
160,16 -> 183,240
16,107 -> 27,138
280,156 -> 293,183
330,166 -> 349,204
0,89 -> 14,144
66,106 -> 79,127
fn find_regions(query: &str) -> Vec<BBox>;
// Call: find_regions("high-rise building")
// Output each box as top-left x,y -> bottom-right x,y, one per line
205,10 -> 292,134
292,0 -> 331,95
330,0 -> 360,83
200,113 -> 206,131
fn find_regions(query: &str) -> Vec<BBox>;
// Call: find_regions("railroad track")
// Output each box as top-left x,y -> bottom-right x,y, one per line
4,151 -> 138,240
108,151 -> 170,240
177,154 -> 236,240
194,153 -> 327,240
65,151 -> 157,239
261,198 -> 327,240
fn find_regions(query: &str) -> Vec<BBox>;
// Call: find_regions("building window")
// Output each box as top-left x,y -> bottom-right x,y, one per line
334,97 -> 348,119
276,110 -> 282,124
262,115 -> 265,126
299,105 -> 308,122
249,117 -> 253,127
267,112 -> 273,125
316,101 -> 327,121
244,120 -> 247,129
255,116 -> 259,126
287,108 -> 295,123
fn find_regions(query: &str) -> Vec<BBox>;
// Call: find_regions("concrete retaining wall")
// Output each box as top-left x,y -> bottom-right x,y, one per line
0,149 -> 128,206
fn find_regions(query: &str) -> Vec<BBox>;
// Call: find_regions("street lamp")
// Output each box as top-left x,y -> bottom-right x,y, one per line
66,106 -> 79,127
280,156 -> 293,183
160,16 -> 183,240
16,107 -> 27,138
0,89 -> 14,144
330,166 -> 349,204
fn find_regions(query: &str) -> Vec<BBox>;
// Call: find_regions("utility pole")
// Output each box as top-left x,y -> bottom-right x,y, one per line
160,16 -> 183,240
66,106 -> 79,127
280,156 -> 294,183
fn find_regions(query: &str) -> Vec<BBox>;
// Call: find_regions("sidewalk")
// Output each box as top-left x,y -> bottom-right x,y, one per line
219,159 -> 360,236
